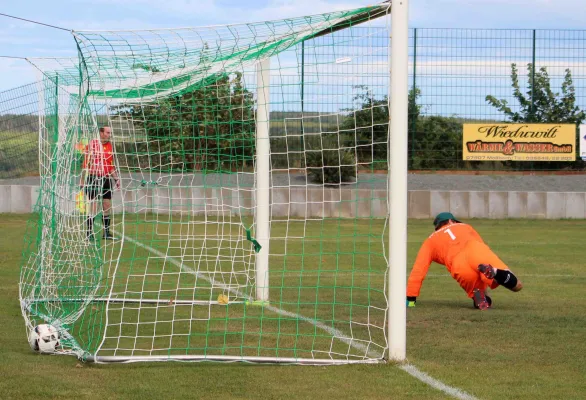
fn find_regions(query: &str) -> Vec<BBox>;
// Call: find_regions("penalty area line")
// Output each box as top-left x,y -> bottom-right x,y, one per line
399,364 -> 479,400
118,231 -> 480,400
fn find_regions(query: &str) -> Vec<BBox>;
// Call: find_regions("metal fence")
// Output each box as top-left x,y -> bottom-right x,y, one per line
410,28 -> 586,171
1,28 -> 586,179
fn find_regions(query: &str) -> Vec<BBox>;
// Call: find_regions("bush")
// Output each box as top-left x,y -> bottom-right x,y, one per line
305,137 -> 356,185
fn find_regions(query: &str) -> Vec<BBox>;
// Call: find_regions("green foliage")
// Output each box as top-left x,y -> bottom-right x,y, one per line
340,85 -> 465,171
340,86 -> 388,164
486,63 -> 585,124
305,136 -> 357,184
410,116 -> 462,170
407,87 -> 466,170
408,87 -> 422,166
113,72 -> 256,173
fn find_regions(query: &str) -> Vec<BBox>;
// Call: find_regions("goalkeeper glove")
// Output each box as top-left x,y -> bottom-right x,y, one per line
406,296 -> 417,307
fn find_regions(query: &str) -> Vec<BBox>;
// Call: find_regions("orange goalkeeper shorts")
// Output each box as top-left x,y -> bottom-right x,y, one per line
450,240 -> 510,298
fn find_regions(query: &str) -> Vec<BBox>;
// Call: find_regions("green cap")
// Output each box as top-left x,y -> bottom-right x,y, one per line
433,212 -> 460,229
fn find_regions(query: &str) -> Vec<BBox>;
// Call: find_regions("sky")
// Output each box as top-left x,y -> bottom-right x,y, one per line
0,0 -> 585,93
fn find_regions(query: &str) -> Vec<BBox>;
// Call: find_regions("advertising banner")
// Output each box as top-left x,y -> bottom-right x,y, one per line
462,124 -> 576,162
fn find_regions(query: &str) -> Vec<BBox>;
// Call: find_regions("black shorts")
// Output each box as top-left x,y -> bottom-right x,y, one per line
85,175 -> 113,200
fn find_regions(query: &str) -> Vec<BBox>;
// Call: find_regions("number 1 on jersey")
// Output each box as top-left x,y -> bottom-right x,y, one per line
445,228 -> 456,240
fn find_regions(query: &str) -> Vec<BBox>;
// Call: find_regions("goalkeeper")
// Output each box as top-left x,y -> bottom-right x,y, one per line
406,212 -> 523,310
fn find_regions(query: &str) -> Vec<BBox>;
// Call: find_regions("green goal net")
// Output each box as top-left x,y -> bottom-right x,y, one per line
20,3 -> 395,363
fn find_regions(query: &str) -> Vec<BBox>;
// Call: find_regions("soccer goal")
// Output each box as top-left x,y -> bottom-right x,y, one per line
19,1 -> 409,364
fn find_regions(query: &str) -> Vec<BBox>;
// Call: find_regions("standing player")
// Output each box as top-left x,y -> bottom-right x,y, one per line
406,212 -> 523,310
80,126 -> 120,241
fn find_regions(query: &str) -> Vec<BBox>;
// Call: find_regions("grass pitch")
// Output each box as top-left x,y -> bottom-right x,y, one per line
1,214 -> 585,399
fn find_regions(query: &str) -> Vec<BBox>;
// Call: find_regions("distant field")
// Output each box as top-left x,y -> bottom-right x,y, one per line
2,214 -> 586,399
0,131 -> 38,178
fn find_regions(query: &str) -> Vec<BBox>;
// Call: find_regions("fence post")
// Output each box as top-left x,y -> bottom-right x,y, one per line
531,29 -> 536,119
410,28 -> 417,169
530,29 -> 536,171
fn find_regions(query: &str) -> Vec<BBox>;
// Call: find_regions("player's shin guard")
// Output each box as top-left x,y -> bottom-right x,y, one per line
494,269 -> 518,290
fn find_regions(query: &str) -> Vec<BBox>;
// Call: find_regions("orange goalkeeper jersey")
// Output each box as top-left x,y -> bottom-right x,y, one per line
407,222 -> 485,297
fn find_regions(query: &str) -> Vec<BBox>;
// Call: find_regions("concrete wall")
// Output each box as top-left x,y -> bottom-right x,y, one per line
2,185 -> 586,219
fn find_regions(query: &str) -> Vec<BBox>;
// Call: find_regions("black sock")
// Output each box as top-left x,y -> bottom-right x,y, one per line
103,215 -> 111,233
86,216 -> 94,237
494,269 -> 518,290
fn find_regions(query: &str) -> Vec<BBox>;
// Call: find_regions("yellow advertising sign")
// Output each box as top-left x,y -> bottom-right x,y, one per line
462,124 -> 576,162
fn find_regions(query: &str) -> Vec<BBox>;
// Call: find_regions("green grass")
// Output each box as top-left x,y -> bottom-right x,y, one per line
2,214 -> 586,399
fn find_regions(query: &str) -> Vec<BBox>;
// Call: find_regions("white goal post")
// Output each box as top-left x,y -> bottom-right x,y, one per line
389,0 -> 409,362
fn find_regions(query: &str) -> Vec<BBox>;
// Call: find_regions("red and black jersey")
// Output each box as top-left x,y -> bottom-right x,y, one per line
82,139 -> 115,176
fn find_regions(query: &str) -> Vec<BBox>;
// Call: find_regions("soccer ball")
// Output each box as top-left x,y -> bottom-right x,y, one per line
28,324 -> 60,354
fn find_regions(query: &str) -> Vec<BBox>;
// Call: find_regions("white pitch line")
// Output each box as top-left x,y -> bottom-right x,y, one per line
399,364 -> 479,400
118,232 -> 479,400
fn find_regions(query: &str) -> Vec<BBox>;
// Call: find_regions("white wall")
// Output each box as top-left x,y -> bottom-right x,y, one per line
2,185 -> 586,219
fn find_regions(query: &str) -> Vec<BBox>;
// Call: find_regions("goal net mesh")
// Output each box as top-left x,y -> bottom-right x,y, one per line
19,4 -> 392,363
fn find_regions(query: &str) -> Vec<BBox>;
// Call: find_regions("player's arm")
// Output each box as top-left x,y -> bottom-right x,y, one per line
406,239 -> 433,306
110,145 -> 121,189
111,167 -> 120,189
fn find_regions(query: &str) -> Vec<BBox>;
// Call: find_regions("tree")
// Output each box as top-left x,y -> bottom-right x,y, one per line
305,136 -> 357,185
411,116 -> 462,170
339,86 -> 388,166
407,87 -> 422,168
340,85 -> 422,168
114,72 -> 256,173
486,63 -> 585,124
486,63 -> 585,169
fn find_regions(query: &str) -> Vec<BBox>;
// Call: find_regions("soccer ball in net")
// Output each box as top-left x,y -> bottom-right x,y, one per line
28,324 -> 60,354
